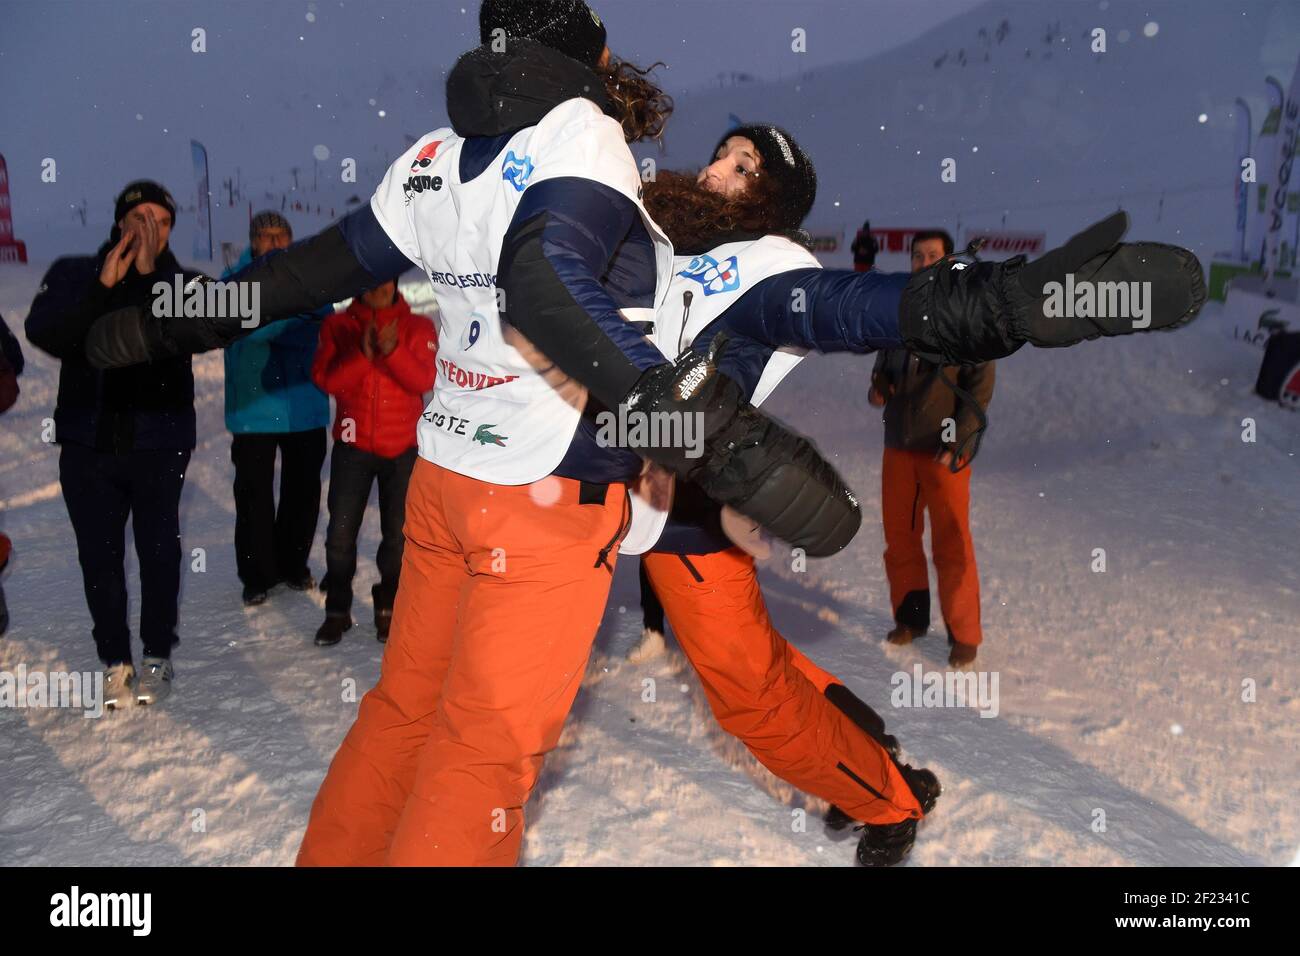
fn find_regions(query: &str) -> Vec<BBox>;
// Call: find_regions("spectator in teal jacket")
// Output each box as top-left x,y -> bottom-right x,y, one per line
223,212 -> 331,607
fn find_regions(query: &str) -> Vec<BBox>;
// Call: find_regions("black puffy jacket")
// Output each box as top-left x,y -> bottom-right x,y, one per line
26,246 -> 198,452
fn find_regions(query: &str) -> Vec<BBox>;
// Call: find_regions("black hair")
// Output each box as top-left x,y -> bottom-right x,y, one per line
911,229 -> 955,256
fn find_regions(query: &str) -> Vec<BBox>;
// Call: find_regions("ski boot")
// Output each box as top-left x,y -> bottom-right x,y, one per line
855,765 -> 942,867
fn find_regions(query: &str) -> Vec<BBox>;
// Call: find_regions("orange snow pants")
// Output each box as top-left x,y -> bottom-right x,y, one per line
642,547 -> 923,825
297,458 -> 628,866
881,447 -> 982,646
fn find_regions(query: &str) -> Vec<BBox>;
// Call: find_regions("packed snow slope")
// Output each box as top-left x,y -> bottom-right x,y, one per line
0,258 -> 1296,866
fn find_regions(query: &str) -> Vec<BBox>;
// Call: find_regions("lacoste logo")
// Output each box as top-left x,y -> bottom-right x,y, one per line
473,424 -> 508,447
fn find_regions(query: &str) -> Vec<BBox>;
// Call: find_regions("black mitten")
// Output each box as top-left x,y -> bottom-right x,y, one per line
624,335 -> 861,556
900,211 -> 1205,365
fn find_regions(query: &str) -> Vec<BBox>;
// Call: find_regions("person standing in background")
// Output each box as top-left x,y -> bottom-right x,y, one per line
869,229 -> 995,668
25,181 -> 195,706
224,212 -> 331,607
310,279 -> 436,646
851,219 -> 878,272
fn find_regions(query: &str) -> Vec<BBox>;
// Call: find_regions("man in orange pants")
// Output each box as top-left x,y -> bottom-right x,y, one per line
298,460 -> 628,865
870,230 -> 996,668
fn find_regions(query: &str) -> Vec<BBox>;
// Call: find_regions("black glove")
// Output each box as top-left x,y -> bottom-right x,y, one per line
86,289 -> 247,369
84,304 -> 164,367
900,211 -> 1206,365
87,222 -> 383,369
624,334 -> 861,557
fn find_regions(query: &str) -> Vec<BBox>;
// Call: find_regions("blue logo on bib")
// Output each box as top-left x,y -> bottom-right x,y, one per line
502,151 -> 535,192
677,254 -> 740,295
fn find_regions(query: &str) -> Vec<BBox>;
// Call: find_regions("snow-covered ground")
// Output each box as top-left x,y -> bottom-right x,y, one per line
1,257 -> 1296,866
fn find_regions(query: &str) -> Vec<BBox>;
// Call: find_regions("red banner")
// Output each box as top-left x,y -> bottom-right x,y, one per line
962,229 -> 1046,258
0,153 -> 28,263
869,228 -> 935,254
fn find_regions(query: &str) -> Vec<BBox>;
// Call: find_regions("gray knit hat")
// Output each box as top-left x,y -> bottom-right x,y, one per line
249,210 -> 292,242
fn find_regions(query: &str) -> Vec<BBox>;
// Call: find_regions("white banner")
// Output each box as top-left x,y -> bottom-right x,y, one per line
1264,54 -> 1300,278
1235,97 -> 1253,263
191,140 -> 212,261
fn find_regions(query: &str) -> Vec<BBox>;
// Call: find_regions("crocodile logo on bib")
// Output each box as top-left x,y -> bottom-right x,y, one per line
472,424 -> 509,447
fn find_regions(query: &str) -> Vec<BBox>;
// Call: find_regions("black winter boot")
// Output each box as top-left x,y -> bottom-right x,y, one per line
314,614 -> 353,647
855,765 -> 942,867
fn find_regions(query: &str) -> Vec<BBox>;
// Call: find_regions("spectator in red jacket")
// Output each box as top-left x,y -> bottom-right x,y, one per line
311,280 -> 437,646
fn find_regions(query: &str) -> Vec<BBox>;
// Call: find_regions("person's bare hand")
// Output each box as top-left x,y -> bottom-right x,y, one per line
98,231 -> 138,288
361,321 -> 377,361
502,325 -> 587,410
376,320 -> 399,356
936,449 -> 966,470
634,460 -> 675,513
131,215 -> 160,275
867,386 -> 886,408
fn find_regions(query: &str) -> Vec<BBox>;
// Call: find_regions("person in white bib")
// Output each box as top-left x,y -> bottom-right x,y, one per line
627,121 -> 1208,865
630,126 -> 937,866
82,1 -> 1205,867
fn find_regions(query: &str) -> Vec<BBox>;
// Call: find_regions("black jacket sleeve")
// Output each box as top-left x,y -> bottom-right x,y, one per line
497,177 -> 666,411
953,361 -> 995,446
0,314 -> 25,376
721,268 -> 909,354
85,205 -> 413,368
24,258 -> 113,360
162,207 -> 412,354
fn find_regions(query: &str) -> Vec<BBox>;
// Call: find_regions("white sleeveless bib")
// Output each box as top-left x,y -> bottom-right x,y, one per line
370,98 -> 676,485
619,234 -> 822,554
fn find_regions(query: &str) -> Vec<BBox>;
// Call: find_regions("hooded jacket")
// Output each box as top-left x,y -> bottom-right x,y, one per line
222,247 -> 330,434
368,39 -> 672,485
98,40 -> 670,486
871,349 -> 995,454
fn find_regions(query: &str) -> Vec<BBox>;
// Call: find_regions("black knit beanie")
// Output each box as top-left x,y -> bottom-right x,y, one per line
479,0 -> 607,68
113,180 -> 176,226
714,125 -> 817,231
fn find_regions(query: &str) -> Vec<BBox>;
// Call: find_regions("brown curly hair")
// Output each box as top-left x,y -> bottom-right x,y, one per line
595,56 -> 674,144
642,169 -> 792,254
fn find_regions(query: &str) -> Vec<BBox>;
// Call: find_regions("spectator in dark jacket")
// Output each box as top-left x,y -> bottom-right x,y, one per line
851,219 -> 878,272
0,312 -> 21,635
869,229 -> 995,668
24,180 -> 196,707
0,312 -> 22,413
310,280 -> 436,646
223,212 -> 330,607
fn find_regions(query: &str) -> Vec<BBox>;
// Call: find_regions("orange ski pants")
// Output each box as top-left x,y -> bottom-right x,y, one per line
642,547 -> 922,825
297,457 -> 628,866
880,447 -> 982,645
